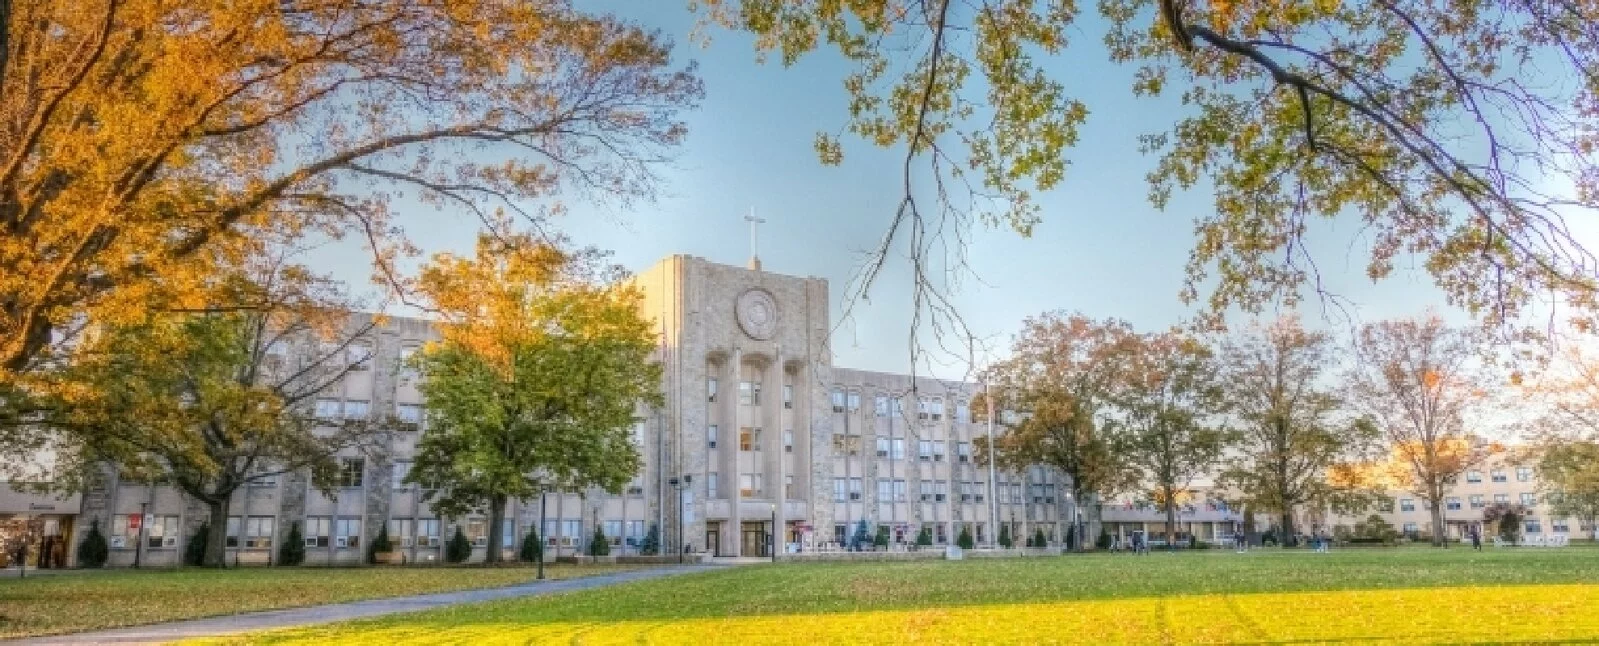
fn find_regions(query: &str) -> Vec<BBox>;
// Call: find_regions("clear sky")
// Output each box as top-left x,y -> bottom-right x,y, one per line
309,1 -> 1456,379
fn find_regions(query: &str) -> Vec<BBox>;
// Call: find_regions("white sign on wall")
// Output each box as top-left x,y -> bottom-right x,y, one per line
682,490 -> 695,524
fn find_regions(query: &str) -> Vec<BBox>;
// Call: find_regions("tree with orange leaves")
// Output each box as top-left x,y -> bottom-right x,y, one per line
1348,315 -> 1499,546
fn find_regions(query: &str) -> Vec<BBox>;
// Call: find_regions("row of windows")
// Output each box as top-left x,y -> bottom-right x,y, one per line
827,390 -> 973,422
705,426 -> 795,452
1395,492 -> 1545,512
105,515 -> 650,551
707,378 -> 796,409
830,478 -> 1054,504
831,522 -> 1026,545
312,399 -> 424,425
1463,467 -> 1535,483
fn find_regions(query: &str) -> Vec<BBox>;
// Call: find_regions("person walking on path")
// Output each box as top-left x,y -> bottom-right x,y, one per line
1470,526 -> 1483,551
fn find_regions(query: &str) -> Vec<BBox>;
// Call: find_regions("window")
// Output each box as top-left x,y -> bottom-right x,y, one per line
960,481 -> 973,503
935,524 -> 947,544
832,435 -> 861,456
1553,518 -> 1570,533
956,401 -> 971,423
398,345 -> 420,382
226,516 -> 242,548
831,389 -> 846,413
335,517 -> 361,549
786,474 -> 797,498
342,400 -> 370,420
1491,469 -> 1507,483
875,395 -> 890,417
347,341 -> 373,370
626,520 -> 646,547
339,458 -> 365,488
1521,492 -> 1538,506
315,398 -> 341,420
784,430 -> 794,453
739,380 -> 761,405
894,479 -> 907,502
878,480 -> 894,502
876,436 -> 890,457
919,440 -> 933,461
740,427 -> 760,452
1446,497 -> 1461,510
1400,498 -> 1416,512
389,518 -> 415,548
417,519 -> 440,547
245,516 -> 274,548
392,461 -> 412,491
465,519 -> 487,547
627,478 -> 644,496
1516,466 -> 1533,482
848,391 -> 861,411
849,477 -> 863,501
933,441 -> 946,462
834,524 -> 847,544
891,438 -> 906,460
935,480 -> 947,502
145,515 -> 179,549
920,481 -> 934,502
1525,518 -> 1543,534
1378,498 -> 1395,512
708,472 -> 719,497
248,463 -> 277,487
1011,483 -> 1022,504
783,385 -> 794,409
919,397 -> 943,420
708,377 -> 718,403
707,424 -> 718,449
1469,494 -> 1485,509
740,473 -> 762,497
396,404 -> 423,427
305,517 -> 331,548
1495,494 -> 1510,504
604,521 -> 623,546
974,481 -> 985,502
1402,522 -> 1419,534
957,442 -> 971,463
834,478 -> 849,502
1466,470 -> 1482,483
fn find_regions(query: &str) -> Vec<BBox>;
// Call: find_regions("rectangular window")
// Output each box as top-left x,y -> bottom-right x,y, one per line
738,380 -> 761,405
1011,483 -> 1022,504
784,430 -> 794,453
417,519 -> 440,547
1399,498 -> 1416,512
935,524 -> 947,544
248,463 -> 277,487
957,442 -> 971,463
561,520 -> 582,547
626,521 -> 646,546
708,472 -> 719,497
346,341 -> 373,370
849,477 -> 863,501
226,516 -> 242,548
339,457 -> 365,488
707,424 -> 718,449
1469,494 -> 1485,509
831,389 -> 846,413
786,474 -> 796,498
975,481 -> 985,502
306,516 -> 331,548
341,400 -> 369,420
875,395 -> 890,417
919,440 -> 933,461
834,524 -> 847,544
933,441 -> 946,462
1466,470 -> 1483,483
335,517 -> 361,549
246,516 -> 274,549
1402,522 -> 1419,534
465,519 -> 487,547
956,401 -> 971,423
847,392 -> 860,411
834,478 -> 848,502
315,398 -> 342,420
502,519 -> 515,548
1516,466 -> 1533,482
960,481 -> 973,503
708,377 -> 718,403
876,436 -> 890,457
740,473 -> 762,497
832,435 -> 861,456
1495,494 -> 1510,504
398,345 -> 420,382
920,481 -> 934,502
389,518 -> 415,548
783,385 -> 794,409
894,479 -> 907,502
146,515 -> 179,549
1525,518 -> 1543,534
396,404 -> 423,427
878,479 -> 893,502
935,480 -> 947,502
391,461 -> 411,490
604,521 -> 623,546
1446,497 -> 1461,510
891,439 -> 905,460
1491,470 -> 1507,483
740,427 -> 760,451
1553,519 -> 1570,533
1521,492 -> 1538,506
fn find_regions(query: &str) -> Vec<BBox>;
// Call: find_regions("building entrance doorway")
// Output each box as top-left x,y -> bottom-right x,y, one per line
705,528 -> 720,557
741,521 -> 768,557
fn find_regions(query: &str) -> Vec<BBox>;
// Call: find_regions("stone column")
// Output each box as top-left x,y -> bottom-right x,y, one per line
765,348 -> 785,553
722,348 -> 742,556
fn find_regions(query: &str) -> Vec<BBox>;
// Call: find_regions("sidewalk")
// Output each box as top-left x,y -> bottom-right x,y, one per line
9,564 -> 721,645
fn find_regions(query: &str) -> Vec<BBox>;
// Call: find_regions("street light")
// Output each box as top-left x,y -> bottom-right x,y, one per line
536,492 -> 548,580
669,476 -> 690,564
770,503 -> 778,563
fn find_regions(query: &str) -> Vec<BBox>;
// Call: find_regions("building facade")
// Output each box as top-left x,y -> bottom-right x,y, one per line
59,254 -> 1076,567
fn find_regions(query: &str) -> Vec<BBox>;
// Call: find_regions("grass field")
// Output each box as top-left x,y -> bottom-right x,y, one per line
207,549 -> 1599,644
0,564 -> 640,639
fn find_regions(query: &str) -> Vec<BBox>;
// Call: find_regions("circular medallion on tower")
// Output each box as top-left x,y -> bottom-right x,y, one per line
736,288 -> 779,341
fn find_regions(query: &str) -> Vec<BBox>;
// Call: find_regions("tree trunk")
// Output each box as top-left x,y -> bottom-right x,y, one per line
1164,495 -> 1177,550
485,493 -> 508,564
1429,502 -> 1446,547
204,497 -> 231,568
1280,510 -> 1296,548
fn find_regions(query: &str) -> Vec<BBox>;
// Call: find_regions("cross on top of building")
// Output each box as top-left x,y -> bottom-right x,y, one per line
744,208 -> 766,271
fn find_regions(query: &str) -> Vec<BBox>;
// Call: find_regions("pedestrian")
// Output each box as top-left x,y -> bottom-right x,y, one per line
1470,526 -> 1482,551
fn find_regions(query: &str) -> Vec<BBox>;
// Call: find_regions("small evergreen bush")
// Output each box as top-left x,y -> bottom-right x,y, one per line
445,526 -> 472,563
279,522 -> 305,566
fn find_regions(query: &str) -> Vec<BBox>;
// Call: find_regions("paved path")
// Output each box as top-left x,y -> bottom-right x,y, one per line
10,564 -> 721,645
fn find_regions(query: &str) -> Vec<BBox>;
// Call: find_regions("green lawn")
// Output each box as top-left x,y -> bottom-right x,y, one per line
0,564 -> 640,639
210,549 -> 1599,644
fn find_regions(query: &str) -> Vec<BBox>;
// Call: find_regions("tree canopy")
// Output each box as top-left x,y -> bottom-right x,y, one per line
408,231 -> 662,562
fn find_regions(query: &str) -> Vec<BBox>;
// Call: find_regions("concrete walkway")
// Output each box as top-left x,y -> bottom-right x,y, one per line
10,564 -> 721,645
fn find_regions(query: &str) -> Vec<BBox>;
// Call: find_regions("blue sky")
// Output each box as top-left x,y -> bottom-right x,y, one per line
311,2 -> 1454,378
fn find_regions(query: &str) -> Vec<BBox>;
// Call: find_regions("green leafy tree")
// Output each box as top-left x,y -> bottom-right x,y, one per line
279,522 -> 305,566
184,522 -> 210,567
1215,316 -> 1381,546
1483,503 -> 1529,542
445,526 -> 473,564
1115,330 -> 1231,548
1032,528 -> 1047,549
978,313 -> 1139,551
957,525 -> 975,550
589,527 -> 611,557
640,524 -> 660,556
408,233 -> 663,563
520,529 -> 543,563
915,527 -> 933,547
76,520 -> 108,568
1354,515 -> 1397,543
366,526 -> 393,564
997,524 -> 1013,549
694,0 -> 1599,343
1539,441 -> 1599,540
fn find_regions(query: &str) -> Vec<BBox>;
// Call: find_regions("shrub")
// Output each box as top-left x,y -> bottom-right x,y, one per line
184,522 -> 209,566
850,520 -> 871,551
589,527 -> 610,556
520,529 -> 543,562
1033,528 -> 1047,548
1483,503 -> 1529,542
915,527 -> 933,547
445,526 -> 472,563
998,524 -> 1013,549
873,525 -> 890,548
640,524 -> 660,556
366,525 -> 393,564
1095,527 -> 1113,550
1354,515 -> 1398,542
279,522 -> 306,566
957,526 -> 975,549
77,519 -> 109,568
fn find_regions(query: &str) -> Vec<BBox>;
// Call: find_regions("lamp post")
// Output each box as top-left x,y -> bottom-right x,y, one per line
536,492 -> 547,580
770,503 -> 778,563
983,380 -> 999,549
669,476 -> 690,564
